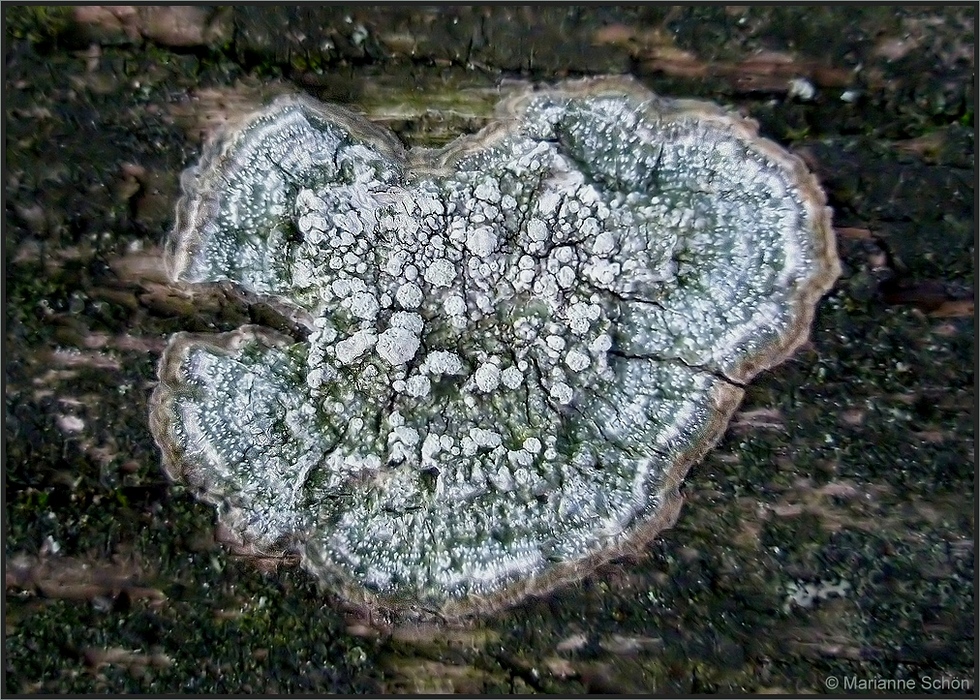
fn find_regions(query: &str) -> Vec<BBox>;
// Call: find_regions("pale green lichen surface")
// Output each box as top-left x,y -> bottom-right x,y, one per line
152,78 -> 838,614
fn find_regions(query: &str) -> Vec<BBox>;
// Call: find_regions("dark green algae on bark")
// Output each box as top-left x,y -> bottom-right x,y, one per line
4,5 -> 974,695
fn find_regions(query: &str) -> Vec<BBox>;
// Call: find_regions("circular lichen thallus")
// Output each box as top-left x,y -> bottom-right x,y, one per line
149,75 -> 840,623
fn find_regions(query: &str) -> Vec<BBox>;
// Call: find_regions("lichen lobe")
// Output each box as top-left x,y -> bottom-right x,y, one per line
150,76 -> 839,618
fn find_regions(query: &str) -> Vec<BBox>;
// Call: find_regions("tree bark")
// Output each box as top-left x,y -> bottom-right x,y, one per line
5,6 -> 974,694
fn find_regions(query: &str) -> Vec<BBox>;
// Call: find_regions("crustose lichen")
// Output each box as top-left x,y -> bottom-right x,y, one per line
149,76 -> 840,618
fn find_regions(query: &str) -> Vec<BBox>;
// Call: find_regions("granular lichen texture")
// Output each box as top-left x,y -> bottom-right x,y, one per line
150,76 -> 840,617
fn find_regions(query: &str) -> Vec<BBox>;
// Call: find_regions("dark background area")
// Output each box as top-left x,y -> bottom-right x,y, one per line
4,6 -> 975,694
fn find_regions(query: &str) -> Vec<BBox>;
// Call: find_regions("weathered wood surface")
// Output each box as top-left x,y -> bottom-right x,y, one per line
5,6 -> 974,694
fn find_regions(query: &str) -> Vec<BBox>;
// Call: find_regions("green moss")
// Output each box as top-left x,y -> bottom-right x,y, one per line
3,6 -> 74,45
5,576 -> 380,694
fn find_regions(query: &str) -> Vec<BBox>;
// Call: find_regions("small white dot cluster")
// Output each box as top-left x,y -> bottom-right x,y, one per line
164,86 -> 827,606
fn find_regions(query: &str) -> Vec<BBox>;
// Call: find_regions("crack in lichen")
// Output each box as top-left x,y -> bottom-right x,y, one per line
609,349 -> 747,389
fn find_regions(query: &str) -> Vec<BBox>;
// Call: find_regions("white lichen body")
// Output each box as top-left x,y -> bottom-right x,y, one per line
152,77 -> 840,616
